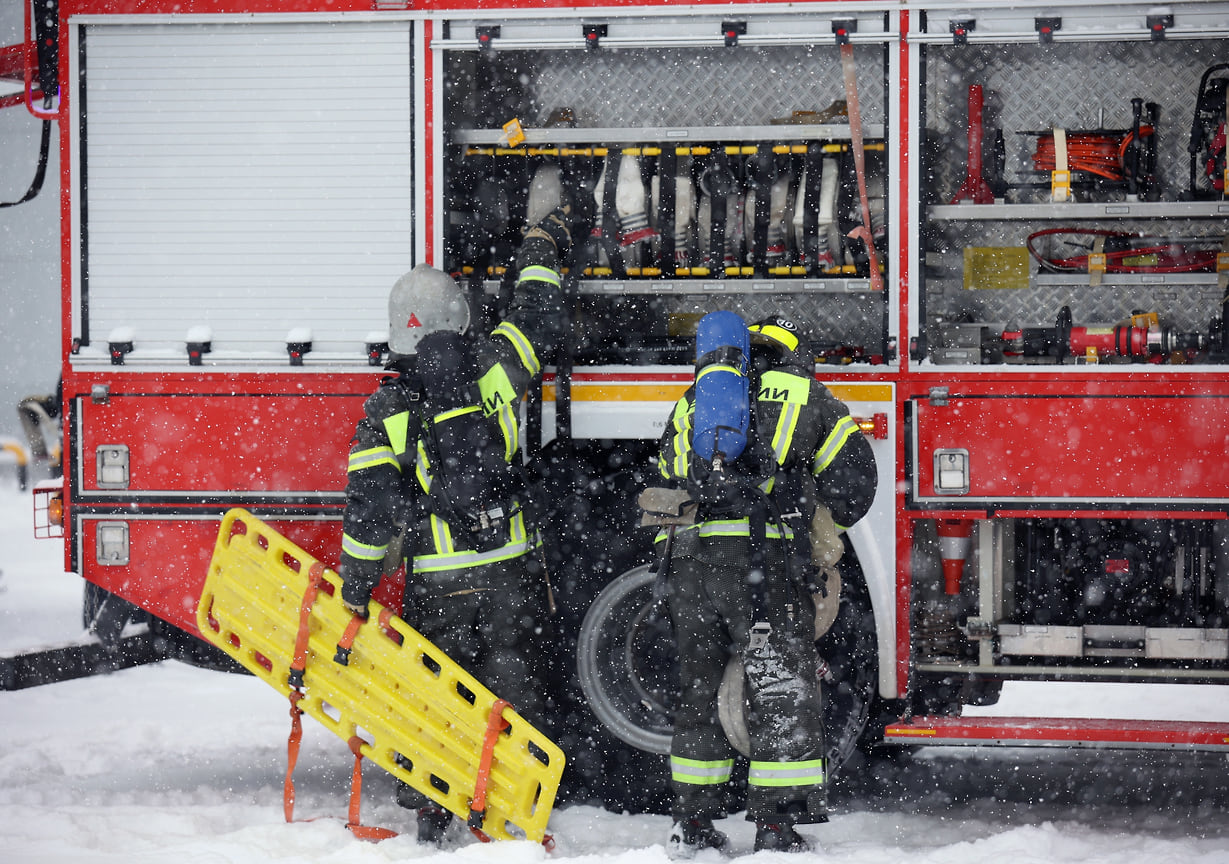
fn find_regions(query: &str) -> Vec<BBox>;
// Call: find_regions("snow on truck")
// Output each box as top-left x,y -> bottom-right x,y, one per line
5,0 -> 1229,809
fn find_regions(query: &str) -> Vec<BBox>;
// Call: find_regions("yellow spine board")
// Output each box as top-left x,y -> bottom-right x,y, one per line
197,509 -> 564,843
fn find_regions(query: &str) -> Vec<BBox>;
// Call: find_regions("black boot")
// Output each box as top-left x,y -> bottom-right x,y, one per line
666,816 -> 728,859
417,806 -> 452,845
754,822 -> 812,853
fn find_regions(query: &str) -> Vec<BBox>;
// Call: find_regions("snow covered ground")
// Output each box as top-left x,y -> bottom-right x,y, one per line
2,482 -> 1229,863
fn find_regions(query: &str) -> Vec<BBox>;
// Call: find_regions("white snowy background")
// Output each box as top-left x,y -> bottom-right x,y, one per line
3,486 -> 1229,863
4,7 -> 1229,863
1,7 -> 61,446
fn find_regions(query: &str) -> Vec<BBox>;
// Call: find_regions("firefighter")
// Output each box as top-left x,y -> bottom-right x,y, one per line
656,313 -> 877,857
336,201 -> 584,845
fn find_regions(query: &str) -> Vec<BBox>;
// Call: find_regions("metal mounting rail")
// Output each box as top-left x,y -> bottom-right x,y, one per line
454,123 -> 885,147
929,201 -> 1229,221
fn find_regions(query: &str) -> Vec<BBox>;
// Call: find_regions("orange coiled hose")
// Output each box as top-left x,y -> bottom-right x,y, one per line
1031,128 -> 1154,181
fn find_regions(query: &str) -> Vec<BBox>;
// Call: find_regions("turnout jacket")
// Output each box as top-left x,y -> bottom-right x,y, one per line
339,218 -> 569,609
658,358 -> 877,548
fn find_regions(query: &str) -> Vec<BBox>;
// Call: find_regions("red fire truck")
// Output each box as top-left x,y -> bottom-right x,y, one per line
5,0 -> 1229,809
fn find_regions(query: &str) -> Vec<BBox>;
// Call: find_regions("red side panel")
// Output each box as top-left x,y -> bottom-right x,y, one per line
76,393 -> 365,494
82,517 -> 343,637
913,394 -> 1229,507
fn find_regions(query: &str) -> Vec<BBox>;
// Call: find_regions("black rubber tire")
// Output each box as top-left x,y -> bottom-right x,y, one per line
82,582 -> 144,648
149,617 -> 248,674
815,553 -> 880,779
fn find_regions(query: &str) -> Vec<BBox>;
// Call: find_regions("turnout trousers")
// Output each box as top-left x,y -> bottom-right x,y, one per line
394,552 -> 551,810
666,546 -> 828,825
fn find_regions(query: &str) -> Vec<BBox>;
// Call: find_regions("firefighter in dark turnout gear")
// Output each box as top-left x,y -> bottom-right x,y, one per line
656,314 -> 877,857
337,205 -> 579,844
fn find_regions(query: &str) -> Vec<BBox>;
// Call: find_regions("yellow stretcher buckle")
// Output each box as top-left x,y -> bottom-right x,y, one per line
197,509 -> 564,844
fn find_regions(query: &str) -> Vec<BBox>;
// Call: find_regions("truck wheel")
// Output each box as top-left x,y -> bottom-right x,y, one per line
577,553 -> 879,783
576,564 -> 674,754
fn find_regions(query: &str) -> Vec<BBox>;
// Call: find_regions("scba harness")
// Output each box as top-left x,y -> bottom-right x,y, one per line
397,331 -> 530,562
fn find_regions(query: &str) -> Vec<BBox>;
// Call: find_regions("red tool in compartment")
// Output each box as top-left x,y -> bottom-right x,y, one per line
950,84 -> 996,204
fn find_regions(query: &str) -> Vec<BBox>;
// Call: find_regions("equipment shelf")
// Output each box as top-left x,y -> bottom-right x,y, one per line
928,201 -> 1229,221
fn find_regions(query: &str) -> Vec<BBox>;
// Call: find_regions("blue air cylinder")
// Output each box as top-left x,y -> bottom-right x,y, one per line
693,310 -> 750,466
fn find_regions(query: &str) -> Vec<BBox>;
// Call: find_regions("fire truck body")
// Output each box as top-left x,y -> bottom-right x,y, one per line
10,0 -> 1229,792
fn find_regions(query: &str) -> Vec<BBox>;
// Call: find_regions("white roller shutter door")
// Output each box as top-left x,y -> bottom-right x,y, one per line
79,20 -> 414,359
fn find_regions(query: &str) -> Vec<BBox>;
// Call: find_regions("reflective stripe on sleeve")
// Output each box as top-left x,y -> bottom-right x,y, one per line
812,415 -> 859,476
663,400 -> 694,480
516,264 -> 561,288
492,321 -> 541,378
747,759 -> 825,788
342,533 -> 387,562
670,756 -> 734,786
347,446 -> 398,474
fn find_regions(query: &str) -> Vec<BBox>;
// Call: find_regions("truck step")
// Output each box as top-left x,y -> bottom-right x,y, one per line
883,715 -> 1229,751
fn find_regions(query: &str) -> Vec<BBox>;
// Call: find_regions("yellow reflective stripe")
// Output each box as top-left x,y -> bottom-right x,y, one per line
430,514 -> 455,554
771,400 -> 800,466
696,363 -> 743,382
479,365 -> 519,417
748,759 -> 825,787
415,439 -> 432,492
434,405 -> 480,424
659,519 -> 794,540
492,321 -> 541,377
509,511 -> 527,545
413,533 -> 537,572
758,370 -> 810,404
495,403 -> 518,461
749,323 -> 799,352
382,411 -> 411,457
348,446 -> 398,473
665,400 -> 694,480
670,756 -> 734,786
342,533 -> 387,562
516,264 -> 561,288
812,415 -> 859,476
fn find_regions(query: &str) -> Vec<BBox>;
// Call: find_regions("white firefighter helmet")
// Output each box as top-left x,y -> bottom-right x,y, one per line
387,264 -> 471,355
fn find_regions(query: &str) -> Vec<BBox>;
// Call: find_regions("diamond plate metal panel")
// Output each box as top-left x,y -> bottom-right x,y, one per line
922,36 -> 1229,361
507,44 -> 885,129
925,39 -> 1229,204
